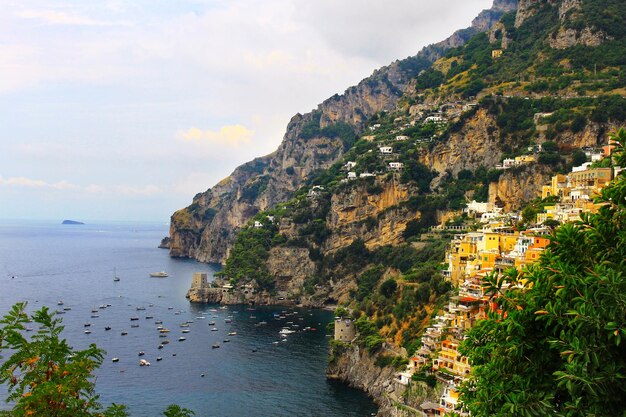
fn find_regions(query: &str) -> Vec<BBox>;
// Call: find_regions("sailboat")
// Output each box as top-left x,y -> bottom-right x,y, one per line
113,268 -> 120,282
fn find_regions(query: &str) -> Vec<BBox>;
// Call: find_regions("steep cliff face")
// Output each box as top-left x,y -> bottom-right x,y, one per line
488,164 -> 553,211
168,0 -> 517,264
327,346 -> 405,417
514,0 -> 610,49
325,178 -> 417,252
422,109 -> 502,178
266,247 -> 316,295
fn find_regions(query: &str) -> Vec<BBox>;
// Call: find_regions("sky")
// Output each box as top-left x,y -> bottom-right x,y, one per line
0,0 -> 493,222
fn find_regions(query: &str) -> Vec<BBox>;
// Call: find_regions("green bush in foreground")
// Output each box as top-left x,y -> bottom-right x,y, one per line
460,151 -> 626,416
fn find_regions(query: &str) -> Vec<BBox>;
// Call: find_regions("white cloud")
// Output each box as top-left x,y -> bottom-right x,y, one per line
85,184 -> 106,194
178,125 -> 255,148
16,9 -> 118,26
0,175 -> 161,197
0,176 -> 78,190
114,184 -> 161,196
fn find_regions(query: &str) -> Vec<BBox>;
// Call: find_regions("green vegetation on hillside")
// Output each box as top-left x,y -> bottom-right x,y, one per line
300,111 -> 358,151
412,1 -> 625,99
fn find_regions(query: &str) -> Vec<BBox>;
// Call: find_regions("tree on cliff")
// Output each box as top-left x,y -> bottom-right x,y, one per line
0,302 -> 194,417
460,141 -> 626,416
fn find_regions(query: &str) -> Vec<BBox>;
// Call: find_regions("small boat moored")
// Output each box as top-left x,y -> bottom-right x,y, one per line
149,271 -> 168,278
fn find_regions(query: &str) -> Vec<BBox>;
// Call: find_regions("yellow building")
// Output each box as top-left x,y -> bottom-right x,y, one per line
515,155 -> 536,164
483,232 -> 500,251
542,174 -> 568,199
477,250 -> 498,270
447,238 -> 478,285
569,168 -> 612,189
499,233 -> 519,253
491,49 -> 503,58
433,339 -> 471,377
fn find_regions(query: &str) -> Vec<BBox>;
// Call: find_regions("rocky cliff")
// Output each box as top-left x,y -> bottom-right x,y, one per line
421,108 -> 502,177
327,345 -> 405,417
167,0 -> 518,264
327,344 -> 440,417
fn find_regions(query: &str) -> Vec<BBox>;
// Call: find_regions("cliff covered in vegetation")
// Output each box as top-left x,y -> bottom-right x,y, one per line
173,0 -> 625,358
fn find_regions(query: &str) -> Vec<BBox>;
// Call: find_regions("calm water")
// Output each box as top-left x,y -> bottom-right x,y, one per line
0,220 -> 377,416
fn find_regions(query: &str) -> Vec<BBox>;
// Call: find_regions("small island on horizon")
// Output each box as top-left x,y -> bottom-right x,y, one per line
62,220 -> 85,225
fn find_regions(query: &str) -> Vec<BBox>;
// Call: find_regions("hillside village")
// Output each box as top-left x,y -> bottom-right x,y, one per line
333,135 -> 623,416
170,0 -> 626,415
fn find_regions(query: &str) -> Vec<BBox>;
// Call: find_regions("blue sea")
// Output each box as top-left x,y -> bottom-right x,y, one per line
0,220 -> 377,416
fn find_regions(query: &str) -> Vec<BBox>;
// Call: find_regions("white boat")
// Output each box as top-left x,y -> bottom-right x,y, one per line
228,331 -> 237,336
178,336 -> 186,341
279,328 -> 295,335
149,271 -> 168,278
139,359 -> 151,366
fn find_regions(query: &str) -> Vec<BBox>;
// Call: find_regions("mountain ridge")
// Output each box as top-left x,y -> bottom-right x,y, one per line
166,0 -> 518,263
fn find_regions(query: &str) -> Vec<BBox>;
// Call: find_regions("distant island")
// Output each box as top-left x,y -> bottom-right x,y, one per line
62,220 -> 84,225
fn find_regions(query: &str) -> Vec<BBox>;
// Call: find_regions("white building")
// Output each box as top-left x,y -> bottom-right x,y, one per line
591,153 -> 603,162
308,185 -> 325,197
396,371 -> 413,386
480,210 -> 504,223
496,158 -> 516,169
379,146 -> 393,154
359,173 -> 376,178
344,161 -> 357,169
424,115 -> 446,124
465,200 -> 494,216
395,135 -> 409,141
572,162 -> 593,173
388,162 -> 404,170
347,172 -> 357,179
